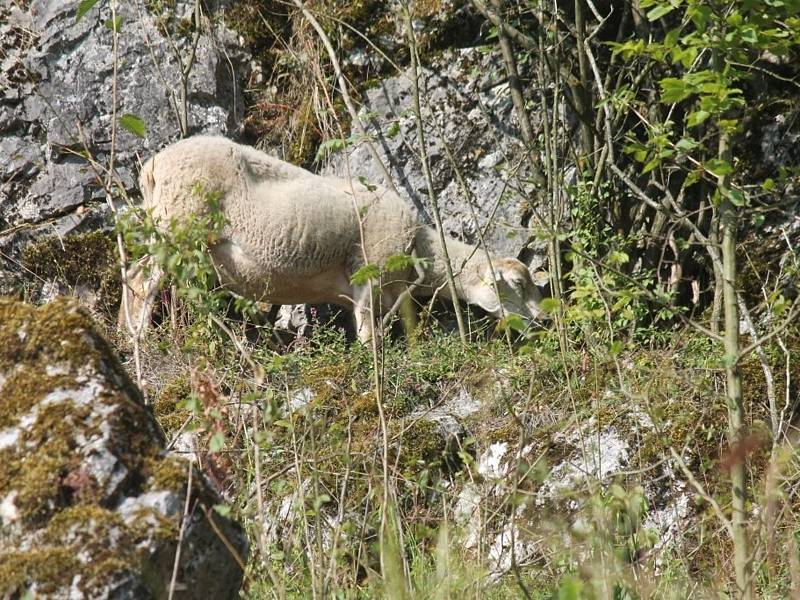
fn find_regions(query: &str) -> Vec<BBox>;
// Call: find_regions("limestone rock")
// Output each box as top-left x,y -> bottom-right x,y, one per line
0,0 -> 249,295
325,47 -> 547,266
0,298 -> 247,599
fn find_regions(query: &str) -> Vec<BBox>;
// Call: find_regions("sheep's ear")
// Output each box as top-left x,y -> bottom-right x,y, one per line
492,264 -> 509,283
472,291 -> 499,314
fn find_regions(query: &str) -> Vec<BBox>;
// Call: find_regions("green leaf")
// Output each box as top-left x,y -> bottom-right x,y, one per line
497,313 -> 527,333
385,253 -> 415,273
608,250 -> 630,265
659,77 -> 692,103
740,26 -> 758,44
312,494 -> 331,511
610,483 -> 627,500
209,432 -> 226,452
314,137 -> 347,162
105,16 -> 122,32
213,504 -> 232,517
181,393 -> 201,413
672,45 -> 698,68
685,169 -> 702,187
675,137 -> 699,152
687,4 -> 712,31
350,264 -> 380,286
646,3 -> 675,21
718,118 -> 740,134
607,39 -> 646,58
771,294 -> 789,317
557,575 -> 584,600
386,122 -> 400,138
687,110 -> 710,127
762,178 -> 775,191
663,27 -> 681,48
76,0 -> 100,22
726,188 -> 747,207
642,158 -> 660,174
119,113 -> 146,138
539,297 -> 560,314
704,158 -> 733,177
356,176 -> 377,192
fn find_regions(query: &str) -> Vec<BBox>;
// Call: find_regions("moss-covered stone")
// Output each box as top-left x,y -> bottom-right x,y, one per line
0,298 -> 246,598
21,230 -> 121,318
143,453 -> 196,495
153,375 -> 192,436
0,548 -> 78,596
393,418 -> 447,474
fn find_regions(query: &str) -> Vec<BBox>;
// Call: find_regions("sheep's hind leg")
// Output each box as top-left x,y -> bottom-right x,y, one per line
118,255 -> 164,341
353,283 -> 378,344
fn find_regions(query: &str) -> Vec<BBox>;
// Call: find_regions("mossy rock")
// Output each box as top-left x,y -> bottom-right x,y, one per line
21,230 -> 121,319
153,376 -> 193,436
0,298 -> 246,599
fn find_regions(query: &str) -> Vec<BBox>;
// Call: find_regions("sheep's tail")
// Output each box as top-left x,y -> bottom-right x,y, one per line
139,156 -> 156,206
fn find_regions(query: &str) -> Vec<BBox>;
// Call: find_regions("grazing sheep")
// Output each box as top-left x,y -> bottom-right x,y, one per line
120,136 -> 548,342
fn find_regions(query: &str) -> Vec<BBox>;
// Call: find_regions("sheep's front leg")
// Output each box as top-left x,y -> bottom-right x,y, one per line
352,283 -> 377,344
118,255 -> 163,340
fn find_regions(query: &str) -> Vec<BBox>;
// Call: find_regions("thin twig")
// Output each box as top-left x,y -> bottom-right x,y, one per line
669,447 -> 735,541
200,504 -> 248,572
403,4 -> 467,345
168,461 -> 194,600
178,0 -> 203,136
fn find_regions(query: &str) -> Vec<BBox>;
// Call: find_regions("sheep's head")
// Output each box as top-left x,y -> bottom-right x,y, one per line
469,258 -> 550,323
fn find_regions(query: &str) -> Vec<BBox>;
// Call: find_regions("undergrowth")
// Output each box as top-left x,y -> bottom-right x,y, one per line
118,292 -> 800,599
110,188 -> 800,597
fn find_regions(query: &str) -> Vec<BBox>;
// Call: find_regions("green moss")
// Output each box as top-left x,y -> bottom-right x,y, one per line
145,0 -> 198,40
0,297 -> 130,384
153,376 -> 192,435
0,299 -> 118,523
146,0 -> 176,15
393,418 -> 447,475
0,297 -> 236,598
410,0 -> 442,18
310,0 -> 393,38
0,298 -> 152,516
0,369 -> 76,429
300,361 -> 358,406
21,230 -> 121,317
349,391 -> 380,420
128,506 -> 179,543
482,419 -> 519,445
0,506 -> 140,597
44,505 -> 126,543
0,548 -> 78,596
143,453 -> 195,493
224,1 -> 288,56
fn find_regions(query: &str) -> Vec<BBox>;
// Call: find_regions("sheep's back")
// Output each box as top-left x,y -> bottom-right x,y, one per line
140,135 -> 419,294
228,176 -> 362,276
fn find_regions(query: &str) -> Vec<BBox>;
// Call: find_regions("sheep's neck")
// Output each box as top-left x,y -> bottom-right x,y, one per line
415,227 -> 488,301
